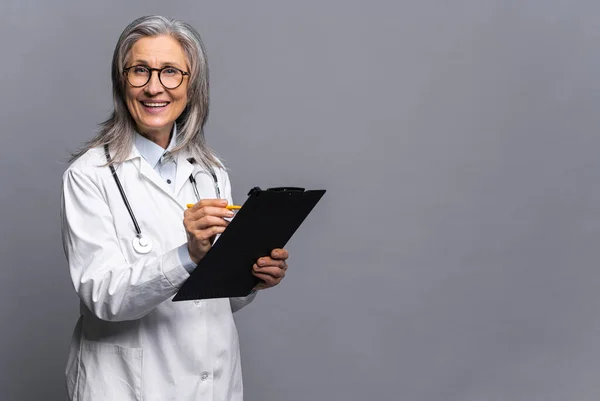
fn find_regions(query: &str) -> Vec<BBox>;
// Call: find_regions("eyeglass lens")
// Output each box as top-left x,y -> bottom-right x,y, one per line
127,66 -> 183,89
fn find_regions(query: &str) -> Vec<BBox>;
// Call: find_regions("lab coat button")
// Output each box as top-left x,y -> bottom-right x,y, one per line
194,300 -> 201,305
201,372 -> 210,381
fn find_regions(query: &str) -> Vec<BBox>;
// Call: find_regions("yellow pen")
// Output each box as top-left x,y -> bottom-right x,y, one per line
186,204 -> 241,210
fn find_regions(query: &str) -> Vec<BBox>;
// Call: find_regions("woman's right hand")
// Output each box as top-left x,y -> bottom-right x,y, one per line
183,199 -> 234,264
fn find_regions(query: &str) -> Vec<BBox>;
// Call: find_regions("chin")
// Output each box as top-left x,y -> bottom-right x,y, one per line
138,122 -> 172,134
142,118 -> 172,128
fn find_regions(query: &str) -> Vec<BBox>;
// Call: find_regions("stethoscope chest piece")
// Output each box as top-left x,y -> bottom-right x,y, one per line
132,235 -> 153,254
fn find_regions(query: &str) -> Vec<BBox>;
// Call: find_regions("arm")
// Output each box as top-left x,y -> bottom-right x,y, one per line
230,291 -> 258,313
61,168 -> 189,322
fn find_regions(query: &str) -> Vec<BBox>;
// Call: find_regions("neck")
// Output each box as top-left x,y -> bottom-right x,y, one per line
139,125 -> 173,149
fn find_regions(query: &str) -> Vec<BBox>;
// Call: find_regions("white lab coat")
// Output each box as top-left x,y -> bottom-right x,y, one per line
60,145 -> 256,401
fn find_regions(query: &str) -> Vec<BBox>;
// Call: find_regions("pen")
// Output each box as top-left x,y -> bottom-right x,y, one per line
186,204 -> 241,210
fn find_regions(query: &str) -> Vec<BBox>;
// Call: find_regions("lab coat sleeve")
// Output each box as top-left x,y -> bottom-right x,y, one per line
221,168 -> 258,312
61,168 -> 190,322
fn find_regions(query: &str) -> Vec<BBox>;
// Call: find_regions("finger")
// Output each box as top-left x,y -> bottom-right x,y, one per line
256,257 -> 286,269
271,248 -> 289,260
192,199 -> 228,209
191,206 -> 235,219
252,271 -> 282,287
190,215 -> 230,230
184,209 -> 231,229
253,264 -> 286,279
185,219 -> 228,237
192,226 -> 227,242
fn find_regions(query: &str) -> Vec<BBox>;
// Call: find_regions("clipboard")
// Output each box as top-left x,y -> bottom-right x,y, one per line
173,186 -> 326,301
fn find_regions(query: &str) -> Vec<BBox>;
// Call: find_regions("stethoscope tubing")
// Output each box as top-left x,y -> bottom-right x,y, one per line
104,144 -> 220,253
105,145 -> 143,237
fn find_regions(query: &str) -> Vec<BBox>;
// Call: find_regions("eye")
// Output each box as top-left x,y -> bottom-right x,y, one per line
132,66 -> 149,74
162,67 -> 178,76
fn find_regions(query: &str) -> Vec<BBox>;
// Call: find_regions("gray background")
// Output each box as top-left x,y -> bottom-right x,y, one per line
2,0 -> 600,400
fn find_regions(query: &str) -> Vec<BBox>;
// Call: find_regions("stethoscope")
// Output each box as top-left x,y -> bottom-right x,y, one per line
104,145 -> 221,254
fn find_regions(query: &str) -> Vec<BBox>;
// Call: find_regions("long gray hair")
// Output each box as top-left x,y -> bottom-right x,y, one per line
70,15 -> 220,170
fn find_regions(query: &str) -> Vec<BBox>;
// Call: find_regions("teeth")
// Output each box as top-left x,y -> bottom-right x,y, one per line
143,102 -> 168,107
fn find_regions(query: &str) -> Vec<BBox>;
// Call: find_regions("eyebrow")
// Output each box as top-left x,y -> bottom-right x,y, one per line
129,60 -> 185,69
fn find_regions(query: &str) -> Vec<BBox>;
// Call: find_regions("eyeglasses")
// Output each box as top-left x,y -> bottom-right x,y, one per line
123,65 -> 189,89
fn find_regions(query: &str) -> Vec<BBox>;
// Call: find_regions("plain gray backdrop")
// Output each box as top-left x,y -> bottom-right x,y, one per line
2,0 -> 600,400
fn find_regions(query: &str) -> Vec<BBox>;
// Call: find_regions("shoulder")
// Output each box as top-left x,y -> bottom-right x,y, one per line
185,150 -> 230,184
63,147 -> 109,183
66,147 -> 108,172
212,156 -> 231,185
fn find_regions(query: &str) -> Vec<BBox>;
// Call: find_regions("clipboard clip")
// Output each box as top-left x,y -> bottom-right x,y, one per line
247,186 -> 305,196
248,186 -> 262,196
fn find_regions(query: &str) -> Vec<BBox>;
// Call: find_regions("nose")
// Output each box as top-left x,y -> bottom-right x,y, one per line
144,70 -> 164,95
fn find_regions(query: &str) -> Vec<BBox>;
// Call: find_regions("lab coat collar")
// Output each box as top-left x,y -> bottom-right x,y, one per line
174,151 -> 194,198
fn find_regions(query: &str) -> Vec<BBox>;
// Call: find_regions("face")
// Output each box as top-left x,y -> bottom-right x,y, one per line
124,35 -> 189,144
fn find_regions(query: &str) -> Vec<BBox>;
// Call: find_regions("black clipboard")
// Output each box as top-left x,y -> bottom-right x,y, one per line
173,186 -> 326,301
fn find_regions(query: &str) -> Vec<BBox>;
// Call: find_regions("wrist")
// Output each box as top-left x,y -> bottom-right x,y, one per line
188,245 -> 203,265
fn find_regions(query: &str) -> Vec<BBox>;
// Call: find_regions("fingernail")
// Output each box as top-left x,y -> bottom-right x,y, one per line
227,211 -> 234,217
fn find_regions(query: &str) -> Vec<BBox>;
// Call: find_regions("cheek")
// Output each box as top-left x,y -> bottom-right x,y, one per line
125,89 -> 140,114
172,91 -> 188,113
176,88 -> 188,104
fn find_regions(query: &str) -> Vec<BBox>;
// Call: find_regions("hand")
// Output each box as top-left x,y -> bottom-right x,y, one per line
183,199 -> 233,264
252,248 -> 289,290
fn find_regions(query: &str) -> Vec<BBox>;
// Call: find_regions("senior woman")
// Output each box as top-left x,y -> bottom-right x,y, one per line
60,15 -> 288,401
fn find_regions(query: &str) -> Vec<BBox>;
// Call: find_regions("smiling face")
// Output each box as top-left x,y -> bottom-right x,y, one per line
124,35 -> 189,147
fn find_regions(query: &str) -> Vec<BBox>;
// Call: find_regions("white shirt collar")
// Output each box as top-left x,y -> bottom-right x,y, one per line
134,124 -> 178,169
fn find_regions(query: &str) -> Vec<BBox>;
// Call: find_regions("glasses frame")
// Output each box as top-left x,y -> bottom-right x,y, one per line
123,65 -> 190,89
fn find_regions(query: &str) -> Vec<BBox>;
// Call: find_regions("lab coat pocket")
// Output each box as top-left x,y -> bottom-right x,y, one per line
76,340 -> 143,401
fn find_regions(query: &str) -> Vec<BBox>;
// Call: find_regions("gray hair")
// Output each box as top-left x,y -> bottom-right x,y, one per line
70,15 -> 220,170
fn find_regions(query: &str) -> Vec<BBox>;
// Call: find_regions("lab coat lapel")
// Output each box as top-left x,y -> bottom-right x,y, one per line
174,153 -> 194,199
133,154 -> 185,210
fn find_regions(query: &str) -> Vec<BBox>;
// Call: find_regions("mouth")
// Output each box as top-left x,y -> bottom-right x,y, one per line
141,101 -> 170,108
140,100 -> 170,113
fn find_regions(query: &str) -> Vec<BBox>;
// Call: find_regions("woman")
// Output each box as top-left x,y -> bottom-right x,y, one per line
61,15 -> 289,401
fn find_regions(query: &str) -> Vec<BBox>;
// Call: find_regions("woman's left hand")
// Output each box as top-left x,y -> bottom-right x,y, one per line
252,248 -> 289,290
